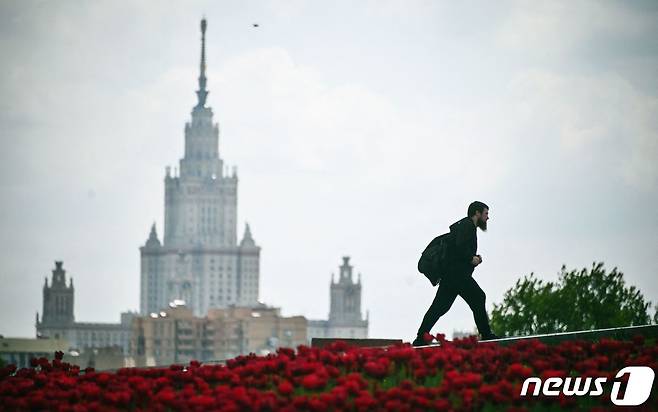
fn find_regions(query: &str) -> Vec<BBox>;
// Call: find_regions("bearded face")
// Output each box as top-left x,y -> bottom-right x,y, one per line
476,208 -> 489,231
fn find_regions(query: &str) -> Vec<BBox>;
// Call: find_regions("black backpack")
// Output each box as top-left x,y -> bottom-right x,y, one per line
418,233 -> 452,286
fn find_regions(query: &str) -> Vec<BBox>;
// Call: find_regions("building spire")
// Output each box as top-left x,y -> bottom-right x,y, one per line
240,222 -> 256,247
196,17 -> 209,108
145,222 -> 161,248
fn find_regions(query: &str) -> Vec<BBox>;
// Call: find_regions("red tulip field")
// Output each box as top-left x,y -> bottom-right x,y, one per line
1,334 -> 656,411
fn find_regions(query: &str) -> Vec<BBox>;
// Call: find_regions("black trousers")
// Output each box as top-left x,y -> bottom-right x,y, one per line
417,274 -> 492,337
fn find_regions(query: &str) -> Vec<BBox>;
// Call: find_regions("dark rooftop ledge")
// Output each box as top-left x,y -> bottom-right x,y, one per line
412,324 -> 658,349
311,338 -> 403,349
486,324 -> 658,346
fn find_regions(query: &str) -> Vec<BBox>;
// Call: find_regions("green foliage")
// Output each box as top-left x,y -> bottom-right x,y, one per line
490,262 -> 652,336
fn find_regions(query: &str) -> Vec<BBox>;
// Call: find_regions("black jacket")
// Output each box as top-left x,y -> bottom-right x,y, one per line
447,216 -> 477,278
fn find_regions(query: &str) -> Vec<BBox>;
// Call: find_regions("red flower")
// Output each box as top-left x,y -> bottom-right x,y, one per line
190,394 -> 216,408
169,363 -> 185,371
57,376 -> 76,389
327,340 -> 350,351
276,347 -> 296,358
95,372 -> 111,386
330,386 -> 348,406
354,393 -> 377,411
384,399 -> 404,410
79,382 -> 101,398
540,369 -> 567,380
422,332 -> 434,344
531,359 -> 551,371
0,364 -> 17,379
278,380 -> 294,396
506,363 -> 533,380
155,389 -> 176,405
364,358 -> 389,379
388,346 -> 415,362
632,334 -> 645,346
301,373 -> 326,390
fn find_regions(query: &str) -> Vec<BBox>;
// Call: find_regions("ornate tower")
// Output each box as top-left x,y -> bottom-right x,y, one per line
164,17 -> 235,248
39,261 -> 75,327
140,19 -> 260,316
329,256 -> 365,324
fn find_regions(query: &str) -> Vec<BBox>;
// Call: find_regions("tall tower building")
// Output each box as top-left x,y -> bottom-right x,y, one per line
329,256 -> 365,325
307,256 -> 369,340
40,261 -> 75,327
36,261 -> 135,355
140,19 -> 261,316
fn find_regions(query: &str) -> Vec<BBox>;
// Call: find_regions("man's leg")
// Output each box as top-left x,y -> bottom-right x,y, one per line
416,280 -> 459,340
459,276 -> 494,337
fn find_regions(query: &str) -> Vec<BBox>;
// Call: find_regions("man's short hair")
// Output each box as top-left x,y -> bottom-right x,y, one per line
468,201 -> 489,217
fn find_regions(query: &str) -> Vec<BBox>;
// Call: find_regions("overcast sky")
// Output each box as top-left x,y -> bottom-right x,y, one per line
1,1 -> 657,341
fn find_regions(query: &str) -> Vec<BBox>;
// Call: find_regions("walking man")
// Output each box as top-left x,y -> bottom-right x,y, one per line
412,201 -> 499,346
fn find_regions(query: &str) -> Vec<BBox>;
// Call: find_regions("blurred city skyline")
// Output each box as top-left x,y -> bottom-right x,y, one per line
1,1 -> 657,339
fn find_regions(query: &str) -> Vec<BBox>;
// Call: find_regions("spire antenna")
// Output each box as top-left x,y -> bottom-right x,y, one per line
196,18 -> 209,108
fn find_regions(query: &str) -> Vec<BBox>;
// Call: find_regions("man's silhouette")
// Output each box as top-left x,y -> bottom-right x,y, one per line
413,201 -> 499,346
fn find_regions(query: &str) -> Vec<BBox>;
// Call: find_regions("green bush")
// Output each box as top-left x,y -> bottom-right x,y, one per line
491,262 -> 652,336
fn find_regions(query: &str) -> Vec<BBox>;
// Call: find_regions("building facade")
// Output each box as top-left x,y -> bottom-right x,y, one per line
307,257 -> 369,341
131,303 -> 306,367
35,261 -> 135,355
0,337 -> 69,369
452,328 -> 479,340
140,18 -> 261,317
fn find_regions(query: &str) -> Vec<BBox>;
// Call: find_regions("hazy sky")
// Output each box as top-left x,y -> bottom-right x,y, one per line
1,1 -> 657,341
